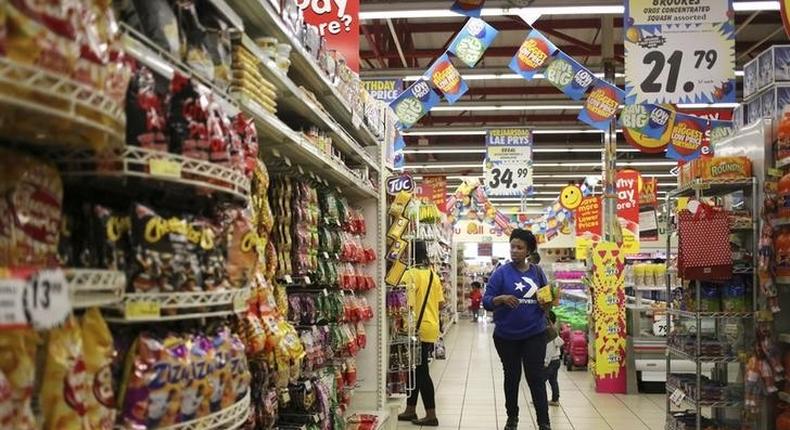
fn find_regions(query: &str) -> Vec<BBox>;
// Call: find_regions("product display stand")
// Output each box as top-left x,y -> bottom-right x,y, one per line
664,178 -> 759,430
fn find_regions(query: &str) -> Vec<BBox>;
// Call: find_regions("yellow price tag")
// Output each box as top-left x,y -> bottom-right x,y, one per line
233,293 -> 248,312
125,301 -> 161,319
149,159 -> 182,178
769,168 -> 783,178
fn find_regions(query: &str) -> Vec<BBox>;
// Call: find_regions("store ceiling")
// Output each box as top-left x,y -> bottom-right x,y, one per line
358,0 -> 786,210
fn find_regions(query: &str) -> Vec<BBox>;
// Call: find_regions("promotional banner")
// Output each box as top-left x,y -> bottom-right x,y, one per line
299,0 -> 360,72
426,54 -> 469,104
392,132 -> 406,168
448,18 -> 499,68
616,170 -> 640,254
509,30 -> 558,80
483,128 -> 534,197
591,241 -> 627,394
578,80 -> 623,130
545,52 -> 595,100
417,176 -> 448,213
639,177 -> 659,242
390,79 -> 441,129
624,0 -> 735,104
666,113 -> 709,161
709,119 -> 735,145
575,196 -> 602,260
362,79 -> 403,103
639,177 -> 658,206
620,104 -> 674,153
451,0 -> 485,17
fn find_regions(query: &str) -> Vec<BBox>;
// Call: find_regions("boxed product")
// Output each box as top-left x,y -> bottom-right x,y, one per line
747,85 -> 790,124
744,57 -> 758,99
700,156 -> 752,180
758,45 -> 790,90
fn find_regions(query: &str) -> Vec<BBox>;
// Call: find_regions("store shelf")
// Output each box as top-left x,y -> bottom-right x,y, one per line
0,57 -> 125,150
66,269 -> 125,309
159,392 -> 250,430
665,383 -> 743,408
669,178 -> 756,198
227,0 -> 381,149
238,95 -> 378,200
780,391 -> 790,403
667,346 -> 740,363
773,218 -> 790,228
104,287 -> 250,323
629,284 -> 667,291
236,35 -> 379,172
668,309 -> 754,319
207,0 -> 245,31
779,333 -> 790,344
777,157 -> 790,169
561,289 -> 589,300
729,219 -> 755,230
54,146 -> 251,204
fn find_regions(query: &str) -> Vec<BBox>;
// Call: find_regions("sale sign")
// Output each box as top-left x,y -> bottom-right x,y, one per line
616,170 -> 640,254
545,52 -> 595,100
509,30 -> 558,80
390,80 -> 441,129
298,0 -> 360,72
483,129 -> 533,197
578,80 -> 623,130
666,113 -> 709,162
427,54 -> 468,104
362,79 -> 403,103
590,241 -> 627,394
417,176 -> 448,213
448,18 -> 499,68
620,104 -> 674,154
575,196 -> 602,260
624,0 -> 735,104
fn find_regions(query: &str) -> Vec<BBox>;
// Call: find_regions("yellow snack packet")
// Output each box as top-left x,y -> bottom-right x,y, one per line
81,308 -> 116,429
537,285 -> 554,305
0,329 -> 39,430
41,315 -> 88,430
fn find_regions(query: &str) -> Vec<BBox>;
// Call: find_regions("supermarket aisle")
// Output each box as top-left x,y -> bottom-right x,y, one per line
397,320 -> 666,430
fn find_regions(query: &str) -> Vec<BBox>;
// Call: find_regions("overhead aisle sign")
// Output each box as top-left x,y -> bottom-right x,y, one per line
624,0 -> 736,104
483,129 -> 533,197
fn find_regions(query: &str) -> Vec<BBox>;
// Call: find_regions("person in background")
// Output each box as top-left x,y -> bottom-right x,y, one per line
544,311 -> 563,406
529,251 -> 541,265
398,241 -> 444,427
469,281 -> 483,322
484,229 -> 552,430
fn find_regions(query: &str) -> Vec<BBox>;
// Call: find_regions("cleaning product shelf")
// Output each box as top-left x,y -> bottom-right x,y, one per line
227,0 -> 381,149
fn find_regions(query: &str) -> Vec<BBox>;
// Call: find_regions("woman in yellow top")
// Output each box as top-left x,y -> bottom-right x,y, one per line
397,241 -> 444,427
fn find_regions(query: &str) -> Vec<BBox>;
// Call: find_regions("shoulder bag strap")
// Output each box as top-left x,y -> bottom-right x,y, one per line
415,270 -> 434,331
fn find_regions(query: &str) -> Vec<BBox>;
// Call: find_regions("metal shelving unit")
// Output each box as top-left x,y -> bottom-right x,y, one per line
664,178 -> 758,430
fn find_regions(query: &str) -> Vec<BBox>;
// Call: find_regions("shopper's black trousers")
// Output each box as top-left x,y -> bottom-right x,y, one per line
545,359 -> 561,402
493,333 -> 550,427
407,342 -> 436,409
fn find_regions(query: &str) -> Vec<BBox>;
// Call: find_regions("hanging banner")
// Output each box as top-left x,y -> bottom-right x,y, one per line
390,79 -> 441,129
578,80 -> 623,130
616,170 -> 640,254
620,104 -> 675,154
483,128 -> 533,197
624,0 -> 735,104
639,177 -> 659,242
709,119 -> 735,145
545,51 -> 595,100
392,132 -> 406,168
575,196 -> 602,260
448,18 -> 499,68
639,177 -> 658,206
299,0 -> 360,72
666,113 -> 709,162
509,30 -> 558,80
451,0 -> 485,17
426,54 -> 469,104
591,241 -> 627,394
362,79 -> 403,103
417,176 -> 448,213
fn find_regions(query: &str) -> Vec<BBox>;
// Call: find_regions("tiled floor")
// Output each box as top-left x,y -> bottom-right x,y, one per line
395,319 -> 666,430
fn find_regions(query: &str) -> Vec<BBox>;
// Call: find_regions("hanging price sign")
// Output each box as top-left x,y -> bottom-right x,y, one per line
484,129 -> 533,197
23,269 -> 71,329
624,0 -> 735,104
652,314 -> 668,337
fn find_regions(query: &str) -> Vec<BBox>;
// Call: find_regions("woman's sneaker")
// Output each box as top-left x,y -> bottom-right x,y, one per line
504,416 -> 518,430
549,399 -> 560,406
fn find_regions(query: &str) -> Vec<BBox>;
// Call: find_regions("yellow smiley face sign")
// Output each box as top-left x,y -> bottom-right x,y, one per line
559,184 -> 583,210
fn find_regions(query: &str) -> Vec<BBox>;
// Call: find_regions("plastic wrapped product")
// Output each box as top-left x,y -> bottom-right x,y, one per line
41,316 -> 88,430
0,329 -> 38,430
175,1 -> 213,81
81,308 -> 117,429
131,0 -> 180,57
125,66 -> 168,151
196,2 -> 231,89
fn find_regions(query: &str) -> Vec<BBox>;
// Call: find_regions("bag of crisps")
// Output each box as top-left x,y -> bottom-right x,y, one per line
41,316 -> 88,430
0,329 -> 38,430
81,308 -> 116,430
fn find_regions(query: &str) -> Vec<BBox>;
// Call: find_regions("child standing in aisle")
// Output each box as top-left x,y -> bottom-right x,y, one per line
469,282 -> 483,322
545,311 -> 563,406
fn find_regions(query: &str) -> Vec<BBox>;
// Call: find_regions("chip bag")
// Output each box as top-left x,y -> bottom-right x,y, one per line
41,316 -> 88,430
0,329 -> 38,430
81,308 -> 116,429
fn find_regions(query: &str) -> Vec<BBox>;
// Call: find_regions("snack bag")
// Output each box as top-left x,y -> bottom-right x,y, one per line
125,67 -> 168,151
0,329 -> 38,430
226,209 -> 260,287
226,333 -> 250,405
81,308 -> 116,430
181,335 -> 212,421
209,328 -> 232,412
0,369 -> 14,428
41,316 -> 88,430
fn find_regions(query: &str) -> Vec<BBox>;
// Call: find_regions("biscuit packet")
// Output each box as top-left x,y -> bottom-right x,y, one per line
41,315 -> 88,430
0,329 -> 39,430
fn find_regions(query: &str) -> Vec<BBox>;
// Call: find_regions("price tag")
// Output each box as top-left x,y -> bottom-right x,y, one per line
670,388 -> 686,407
652,314 -> 668,337
233,293 -> 249,313
769,168 -> 783,178
149,159 -> 182,178
24,269 -> 70,329
484,129 -> 533,197
323,252 -> 330,259
284,275 -> 293,284
624,1 -> 735,104
323,288 -> 329,297
724,323 -> 739,337
125,301 -> 161,320
0,277 -> 28,328
297,165 -> 305,175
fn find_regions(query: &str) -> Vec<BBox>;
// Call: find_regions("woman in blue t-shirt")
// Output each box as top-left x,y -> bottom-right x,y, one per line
483,228 -> 551,430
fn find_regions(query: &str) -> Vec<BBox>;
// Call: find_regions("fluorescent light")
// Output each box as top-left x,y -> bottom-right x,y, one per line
403,148 -> 486,154
533,129 -> 607,135
360,2 -> 776,20
621,161 -> 678,167
735,70 -> 744,77
431,104 -> 584,112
